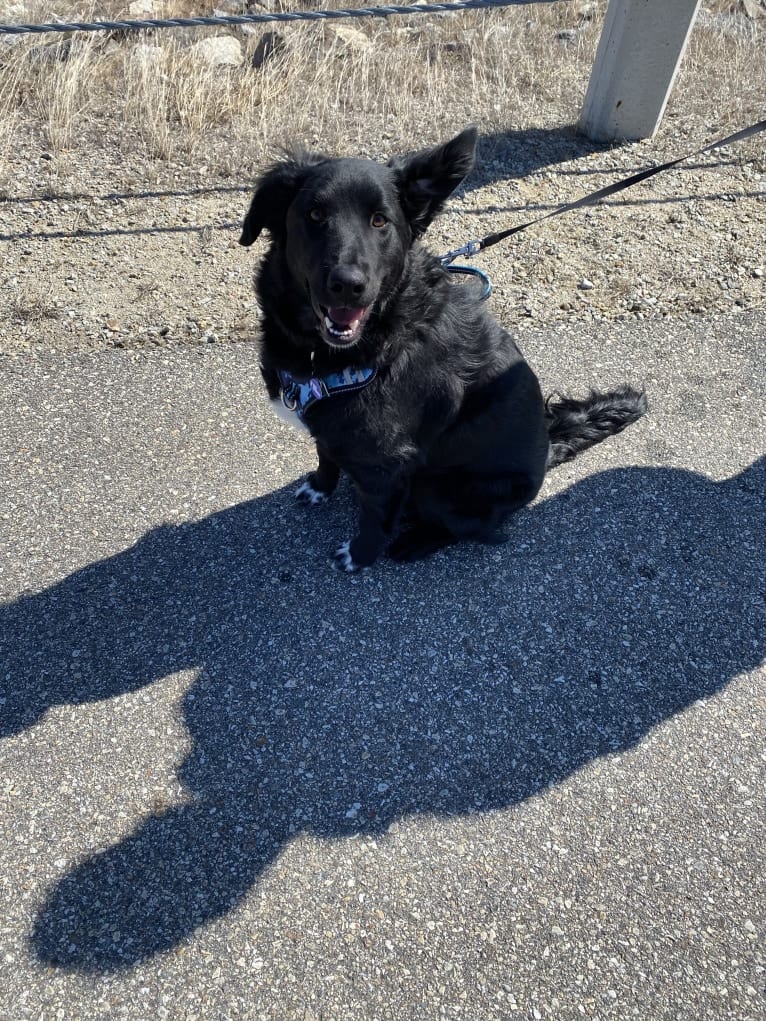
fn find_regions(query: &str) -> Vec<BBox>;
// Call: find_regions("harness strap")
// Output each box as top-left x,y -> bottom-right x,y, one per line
278,365 -> 377,418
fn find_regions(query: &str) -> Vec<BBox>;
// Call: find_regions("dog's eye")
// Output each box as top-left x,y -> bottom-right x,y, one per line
370,212 -> 388,229
309,208 -> 326,224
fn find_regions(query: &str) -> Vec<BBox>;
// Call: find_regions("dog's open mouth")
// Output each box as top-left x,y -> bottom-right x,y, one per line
320,305 -> 370,346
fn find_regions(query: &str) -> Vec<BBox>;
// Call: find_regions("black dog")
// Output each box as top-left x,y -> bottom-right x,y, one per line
240,127 -> 646,570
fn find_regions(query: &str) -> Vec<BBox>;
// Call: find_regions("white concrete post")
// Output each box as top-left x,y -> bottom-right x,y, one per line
579,0 -> 702,142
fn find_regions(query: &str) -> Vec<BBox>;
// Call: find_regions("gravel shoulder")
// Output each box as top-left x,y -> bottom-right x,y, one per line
1,120 -> 764,356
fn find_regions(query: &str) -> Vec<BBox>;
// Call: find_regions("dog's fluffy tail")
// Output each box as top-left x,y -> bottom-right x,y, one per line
545,385 -> 647,469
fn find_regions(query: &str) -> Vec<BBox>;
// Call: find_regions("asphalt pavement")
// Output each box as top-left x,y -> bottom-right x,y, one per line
1,312 -> 764,1020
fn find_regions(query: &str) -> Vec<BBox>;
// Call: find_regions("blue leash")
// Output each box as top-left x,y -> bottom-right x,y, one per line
444,262 -> 493,301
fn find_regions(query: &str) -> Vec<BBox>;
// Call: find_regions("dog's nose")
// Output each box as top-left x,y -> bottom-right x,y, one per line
327,266 -> 367,303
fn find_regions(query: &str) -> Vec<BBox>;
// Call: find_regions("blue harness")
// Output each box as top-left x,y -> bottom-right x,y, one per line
278,365 -> 377,420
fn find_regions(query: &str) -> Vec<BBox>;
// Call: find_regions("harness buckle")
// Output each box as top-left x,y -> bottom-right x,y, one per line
309,377 -> 327,400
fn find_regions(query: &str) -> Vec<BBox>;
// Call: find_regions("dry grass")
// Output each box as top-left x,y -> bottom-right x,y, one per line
9,280 -> 63,323
36,36 -> 101,151
681,8 -> 766,136
124,35 -> 283,159
1,0 -> 598,170
0,71 -> 19,191
0,0 -> 763,178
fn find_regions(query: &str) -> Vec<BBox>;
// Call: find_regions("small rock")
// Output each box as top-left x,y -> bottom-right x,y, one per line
326,24 -> 373,53
441,41 -> 471,54
427,40 -> 471,62
578,278 -> 594,290
130,43 -> 165,66
214,0 -> 249,11
29,38 -> 75,64
251,31 -> 285,69
697,9 -> 759,36
128,0 -> 156,15
189,35 -> 244,67
731,0 -> 761,19
0,33 -> 24,51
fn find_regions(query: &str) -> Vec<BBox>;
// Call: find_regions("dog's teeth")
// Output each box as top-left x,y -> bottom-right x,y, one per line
324,315 -> 357,338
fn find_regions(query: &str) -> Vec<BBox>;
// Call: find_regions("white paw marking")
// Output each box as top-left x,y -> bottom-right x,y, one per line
333,540 -> 358,573
295,480 -> 328,506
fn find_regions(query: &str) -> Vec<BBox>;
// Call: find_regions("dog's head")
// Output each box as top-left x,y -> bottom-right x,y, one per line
240,127 -> 477,348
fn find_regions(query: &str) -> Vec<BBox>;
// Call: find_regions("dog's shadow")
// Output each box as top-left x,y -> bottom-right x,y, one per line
2,457 -> 763,971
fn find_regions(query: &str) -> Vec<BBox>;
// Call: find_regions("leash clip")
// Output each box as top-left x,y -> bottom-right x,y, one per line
439,239 -> 483,266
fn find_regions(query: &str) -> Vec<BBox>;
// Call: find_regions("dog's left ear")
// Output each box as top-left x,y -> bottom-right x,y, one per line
391,126 -> 478,237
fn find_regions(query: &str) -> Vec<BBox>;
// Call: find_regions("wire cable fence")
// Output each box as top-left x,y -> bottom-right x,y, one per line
0,0 -> 563,37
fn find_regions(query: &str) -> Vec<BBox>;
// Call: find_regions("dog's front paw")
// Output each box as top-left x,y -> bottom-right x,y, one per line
295,479 -> 328,506
333,537 -> 382,573
333,540 -> 360,573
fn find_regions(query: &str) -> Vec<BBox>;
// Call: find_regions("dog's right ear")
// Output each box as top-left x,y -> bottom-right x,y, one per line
239,153 -> 323,246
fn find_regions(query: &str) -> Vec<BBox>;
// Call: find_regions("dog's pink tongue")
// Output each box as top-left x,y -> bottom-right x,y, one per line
328,306 -> 365,326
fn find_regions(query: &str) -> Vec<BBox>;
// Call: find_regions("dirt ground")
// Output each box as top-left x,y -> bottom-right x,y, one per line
0,1 -> 764,356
